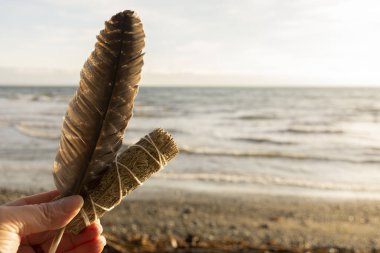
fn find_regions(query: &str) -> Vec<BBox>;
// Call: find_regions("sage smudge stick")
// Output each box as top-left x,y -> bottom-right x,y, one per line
67,128 -> 179,234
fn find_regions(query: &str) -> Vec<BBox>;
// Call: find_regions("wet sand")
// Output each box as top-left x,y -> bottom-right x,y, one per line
2,187 -> 380,252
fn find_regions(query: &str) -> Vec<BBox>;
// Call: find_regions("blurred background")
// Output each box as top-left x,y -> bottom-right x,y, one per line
1,1 -> 380,252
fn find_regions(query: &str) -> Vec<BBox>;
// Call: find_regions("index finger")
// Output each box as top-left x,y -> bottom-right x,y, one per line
5,190 -> 60,206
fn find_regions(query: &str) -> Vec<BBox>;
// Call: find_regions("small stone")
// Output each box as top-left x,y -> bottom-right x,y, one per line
269,216 -> 280,222
185,234 -> 200,247
192,220 -> 199,226
208,221 -> 215,228
140,234 -> 150,246
167,220 -> 175,227
229,224 -> 237,230
169,236 -> 178,248
183,207 -> 194,214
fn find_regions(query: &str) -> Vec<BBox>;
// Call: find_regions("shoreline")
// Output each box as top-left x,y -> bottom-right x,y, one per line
2,187 -> 380,252
4,174 -> 380,202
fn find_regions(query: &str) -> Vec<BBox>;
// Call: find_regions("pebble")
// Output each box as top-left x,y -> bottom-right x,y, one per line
183,206 -> 194,214
185,234 -> 200,246
169,236 -> 178,248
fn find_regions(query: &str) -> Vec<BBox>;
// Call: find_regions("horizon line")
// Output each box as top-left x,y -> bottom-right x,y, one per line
1,83 -> 380,88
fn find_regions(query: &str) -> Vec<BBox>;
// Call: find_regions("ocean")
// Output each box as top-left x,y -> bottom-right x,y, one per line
1,86 -> 380,199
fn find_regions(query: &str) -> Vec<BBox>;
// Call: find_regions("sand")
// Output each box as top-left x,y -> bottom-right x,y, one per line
2,187 -> 380,252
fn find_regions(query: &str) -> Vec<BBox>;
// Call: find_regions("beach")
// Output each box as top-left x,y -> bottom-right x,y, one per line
2,87 -> 380,252
2,187 -> 380,252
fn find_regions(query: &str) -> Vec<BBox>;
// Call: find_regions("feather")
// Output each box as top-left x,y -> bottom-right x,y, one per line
48,10 -> 145,253
54,10 -> 144,196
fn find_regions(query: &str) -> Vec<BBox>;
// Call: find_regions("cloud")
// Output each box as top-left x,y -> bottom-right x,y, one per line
0,0 -> 380,86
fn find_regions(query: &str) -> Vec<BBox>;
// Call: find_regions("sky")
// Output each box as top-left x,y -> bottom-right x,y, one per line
0,0 -> 380,86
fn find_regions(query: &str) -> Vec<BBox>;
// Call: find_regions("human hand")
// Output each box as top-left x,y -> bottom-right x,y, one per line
0,190 -> 106,253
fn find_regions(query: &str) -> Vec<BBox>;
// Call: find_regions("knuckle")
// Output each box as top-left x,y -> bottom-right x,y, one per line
38,203 -> 55,225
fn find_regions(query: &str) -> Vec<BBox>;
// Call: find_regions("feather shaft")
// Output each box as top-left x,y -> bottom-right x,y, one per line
49,10 -> 145,253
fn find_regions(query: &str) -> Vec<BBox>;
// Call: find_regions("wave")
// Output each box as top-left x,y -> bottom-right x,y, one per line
180,146 -> 325,160
179,146 -> 380,164
124,127 -> 188,135
125,143 -> 325,161
13,121 -> 380,165
355,107 -> 380,114
14,122 -> 60,140
156,172 -> 380,192
237,115 -> 277,121
133,111 -> 162,118
233,137 -> 296,145
17,123 -> 186,142
283,126 -> 344,134
12,93 -> 71,102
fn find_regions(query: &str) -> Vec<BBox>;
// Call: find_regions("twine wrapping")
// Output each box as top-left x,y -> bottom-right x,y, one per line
66,128 -> 179,234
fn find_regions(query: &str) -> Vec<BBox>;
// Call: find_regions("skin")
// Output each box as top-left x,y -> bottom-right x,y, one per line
0,190 -> 105,253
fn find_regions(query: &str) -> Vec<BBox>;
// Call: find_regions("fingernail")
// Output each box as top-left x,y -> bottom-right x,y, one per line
99,235 -> 107,246
57,195 -> 84,213
95,220 -> 103,234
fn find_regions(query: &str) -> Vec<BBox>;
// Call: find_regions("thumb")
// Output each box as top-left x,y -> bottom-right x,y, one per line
12,195 -> 83,236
